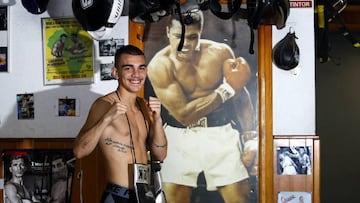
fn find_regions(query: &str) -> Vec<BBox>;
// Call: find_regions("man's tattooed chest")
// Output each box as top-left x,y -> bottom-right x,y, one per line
104,137 -> 133,153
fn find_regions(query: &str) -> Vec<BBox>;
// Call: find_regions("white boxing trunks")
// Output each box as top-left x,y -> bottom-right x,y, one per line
161,123 -> 249,191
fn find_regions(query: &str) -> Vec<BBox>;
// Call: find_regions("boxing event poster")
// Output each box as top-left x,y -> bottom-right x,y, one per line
2,149 -> 75,203
144,8 -> 259,203
41,17 -> 94,85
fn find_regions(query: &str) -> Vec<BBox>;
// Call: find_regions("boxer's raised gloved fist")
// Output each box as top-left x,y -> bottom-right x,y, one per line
223,57 -> 251,91
215,57 -> 251,103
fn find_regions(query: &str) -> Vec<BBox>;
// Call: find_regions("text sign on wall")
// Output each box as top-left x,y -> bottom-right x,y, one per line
290,0 -> 312,8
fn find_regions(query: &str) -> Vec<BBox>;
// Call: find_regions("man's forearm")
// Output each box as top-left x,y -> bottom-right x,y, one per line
73,117 -> 110,159
149,120 -> 167,161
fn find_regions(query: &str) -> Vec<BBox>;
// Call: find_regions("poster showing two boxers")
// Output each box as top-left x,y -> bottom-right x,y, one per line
2,149 -> 75,203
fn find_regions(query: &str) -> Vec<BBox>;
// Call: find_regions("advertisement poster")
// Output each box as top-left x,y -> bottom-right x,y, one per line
2,149 -> 75,203
41,17 -> 94,85
144,8 -> 258,203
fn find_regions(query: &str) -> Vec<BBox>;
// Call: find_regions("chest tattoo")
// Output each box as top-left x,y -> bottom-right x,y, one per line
104,137 -> 133,153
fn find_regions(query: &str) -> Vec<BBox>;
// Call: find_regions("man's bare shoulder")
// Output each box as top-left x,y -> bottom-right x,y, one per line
89,93 -> 115,114
4,181 -> 15,188
148,47 -> 172,69
200,39 -> 233,55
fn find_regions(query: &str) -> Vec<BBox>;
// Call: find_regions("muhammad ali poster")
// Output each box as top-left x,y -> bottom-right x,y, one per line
143,4 -> 259,203
2,149 -> 75,203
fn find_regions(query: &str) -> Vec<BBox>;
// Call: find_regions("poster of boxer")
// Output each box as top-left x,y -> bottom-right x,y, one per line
2,149 -> 75,203
143,4 -> 259,203
41,17 -> 94,85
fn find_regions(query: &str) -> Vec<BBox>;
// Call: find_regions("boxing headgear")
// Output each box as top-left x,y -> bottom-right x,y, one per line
209,0 -> 241,20
247,0 -> 290,30
246,0 -> 290,54
130,0 -> 174,23
21,0 -> 50,15
72,0 -> 125,40
272,30 -> 300,70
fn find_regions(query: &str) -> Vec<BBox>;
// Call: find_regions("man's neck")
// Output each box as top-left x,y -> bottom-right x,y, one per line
11,177 -> 23,185
115,89 -> 138,108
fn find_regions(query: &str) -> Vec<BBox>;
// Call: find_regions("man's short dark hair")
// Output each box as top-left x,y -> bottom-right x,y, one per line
114,45 -> 144,68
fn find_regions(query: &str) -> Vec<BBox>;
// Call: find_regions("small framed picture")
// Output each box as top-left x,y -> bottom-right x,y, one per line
0,6 -> 8,73
56,97 -> 80,117
98,38 -> 124,57
274,137 -> 313,176
100,62 -> 115,81
0,6 -> 7,31
0,46 -> 7,72
17,93 -> 34,120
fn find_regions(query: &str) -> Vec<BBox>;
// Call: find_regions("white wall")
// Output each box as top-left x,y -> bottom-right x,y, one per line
0,0 -> 316,137
0,0 -> 128,137
272,1 -> 316,135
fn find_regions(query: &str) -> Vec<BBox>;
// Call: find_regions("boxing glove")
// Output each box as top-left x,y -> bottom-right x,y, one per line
216,57 -> 251,102
223,57 -> 251,91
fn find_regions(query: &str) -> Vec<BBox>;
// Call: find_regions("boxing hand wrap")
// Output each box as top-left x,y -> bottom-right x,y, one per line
215,79 -> 236,103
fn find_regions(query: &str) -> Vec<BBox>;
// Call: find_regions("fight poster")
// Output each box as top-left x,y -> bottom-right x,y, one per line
2,149 -> 75,203
41,17 -> 94,85
144,7 -> 259,203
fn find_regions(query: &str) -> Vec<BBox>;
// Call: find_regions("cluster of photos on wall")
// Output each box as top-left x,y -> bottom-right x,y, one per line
6,15 -> 125,120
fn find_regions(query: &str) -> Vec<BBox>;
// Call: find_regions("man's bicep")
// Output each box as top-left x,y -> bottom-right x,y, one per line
154,82 -> 188,109
78,100 -> 108,134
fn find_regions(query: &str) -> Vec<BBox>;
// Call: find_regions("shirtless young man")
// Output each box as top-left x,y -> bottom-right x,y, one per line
5,156 -> 38,203
147,10 -> 254,203
73,45 -> 167,203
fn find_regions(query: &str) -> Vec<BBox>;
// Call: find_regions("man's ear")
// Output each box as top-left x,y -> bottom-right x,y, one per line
111,67 -> 119,79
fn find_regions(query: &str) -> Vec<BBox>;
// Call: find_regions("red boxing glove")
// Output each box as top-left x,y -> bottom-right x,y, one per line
223,57 -> 251,92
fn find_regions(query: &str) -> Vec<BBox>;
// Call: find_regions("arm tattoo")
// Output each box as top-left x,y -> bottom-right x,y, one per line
105,137 -> 133,153
153,143 -> 167,148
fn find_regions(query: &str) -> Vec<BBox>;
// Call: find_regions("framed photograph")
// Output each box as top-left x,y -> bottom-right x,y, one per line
278,191 -> 312,203
275,138 -> 313,176
276,146 -> 312,175
0,6 -> 7,31
41,17 -> 94,85
98,38 -> 124,57
0,46 -> 7,72
0,6 -> 8,73
16,93 -> 34,120
56,97 -> 80,117
100,62 -> 115,81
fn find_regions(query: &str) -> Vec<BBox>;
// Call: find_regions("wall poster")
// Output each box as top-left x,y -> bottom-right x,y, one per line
277,146 -> 312,175
2,149 -> 75,203
144,8 -> 259,203
41,17 -> 94,85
